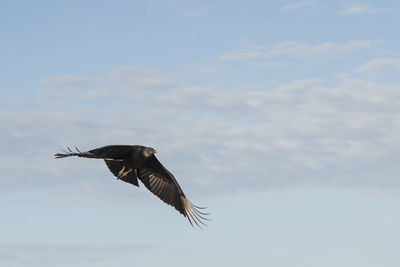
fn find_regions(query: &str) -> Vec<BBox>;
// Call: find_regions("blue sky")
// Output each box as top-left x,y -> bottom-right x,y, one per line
1,1 -> 400,266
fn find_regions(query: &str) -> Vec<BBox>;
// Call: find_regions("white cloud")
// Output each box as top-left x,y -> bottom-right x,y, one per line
282,0 -> 315,11
40,67 -> 179,99
234,36 -> 251,46
41,75 -> 108,88
2,61 -> 400,197
149,0 -> 213,17
219,40 -> 374,62
4,38 -> 400,197
341,4 -> 389,15
44,67 -> 179,90
358,57 -> 400,73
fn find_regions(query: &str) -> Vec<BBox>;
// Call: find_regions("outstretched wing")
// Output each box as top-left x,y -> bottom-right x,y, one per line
137,156 -> 208,227
104,160 -> 139,187
54,145 -> 136,160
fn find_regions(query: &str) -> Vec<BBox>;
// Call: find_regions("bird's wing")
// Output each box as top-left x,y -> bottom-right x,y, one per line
104,160 -> 139,187
55,145 -> 136,160
137,156 -> 208,227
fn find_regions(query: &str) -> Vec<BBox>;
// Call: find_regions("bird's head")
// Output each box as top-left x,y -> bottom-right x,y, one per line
143,147 -> 157,158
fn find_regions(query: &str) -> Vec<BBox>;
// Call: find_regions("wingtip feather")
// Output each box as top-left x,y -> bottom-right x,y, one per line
181,196 -> 209,229
54,147 -> 81,158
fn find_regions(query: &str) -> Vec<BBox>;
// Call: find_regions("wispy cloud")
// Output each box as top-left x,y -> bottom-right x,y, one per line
234,36 -> 251,46
41,75 -> 107,88
358,57 -> 400,73
40,67 -> 179,99
148,0 -> 213,17
282,0 -> 315,11
173,3 -> 212,17
341,4 -> 389,15
219,40 -> 374,62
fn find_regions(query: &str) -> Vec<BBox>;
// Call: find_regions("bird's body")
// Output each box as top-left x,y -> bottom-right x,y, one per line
55,145 -> 208,227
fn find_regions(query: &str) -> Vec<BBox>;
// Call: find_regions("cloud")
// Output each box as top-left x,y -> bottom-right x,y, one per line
40,67 -> 179,98
148,0 -> 213,17
0,243 -> 155,265
341,4 -> 389,15
234,36 -> 251,46
2,59 -> 400,198
4,38 -> 400,198
357,57 -> 400,73
282,0 -> 315,11
218,40 -> 374,62
41,75 -> 108,89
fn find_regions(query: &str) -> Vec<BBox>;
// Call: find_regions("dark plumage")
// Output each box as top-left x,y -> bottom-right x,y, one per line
54,145 -> 208,227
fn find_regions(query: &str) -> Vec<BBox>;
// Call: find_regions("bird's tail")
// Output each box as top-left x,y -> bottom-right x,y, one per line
54,147 -> 90,159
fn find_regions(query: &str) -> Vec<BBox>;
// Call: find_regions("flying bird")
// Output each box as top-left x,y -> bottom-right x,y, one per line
54,145 -> 208,227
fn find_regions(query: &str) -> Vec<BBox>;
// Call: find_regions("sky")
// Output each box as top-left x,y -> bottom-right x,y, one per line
1,0 -> 400,266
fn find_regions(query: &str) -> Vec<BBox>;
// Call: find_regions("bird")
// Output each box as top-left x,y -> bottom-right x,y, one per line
54,145 -> 208,227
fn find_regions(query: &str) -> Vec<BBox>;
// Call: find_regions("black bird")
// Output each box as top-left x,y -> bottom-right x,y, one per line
54,145 -> 208,227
